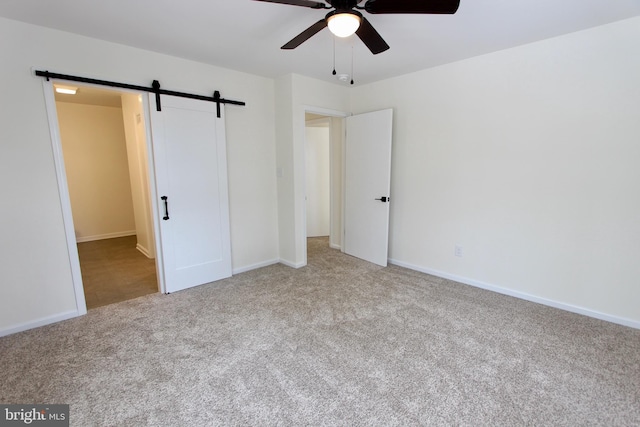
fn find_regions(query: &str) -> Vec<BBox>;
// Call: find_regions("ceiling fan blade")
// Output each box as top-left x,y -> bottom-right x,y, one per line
253,0 -> 328,9
364,0 -> 460,14
355,17 -> 389,55
281,19 -> 328,50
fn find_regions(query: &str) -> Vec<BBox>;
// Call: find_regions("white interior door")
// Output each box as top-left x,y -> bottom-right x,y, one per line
344,109 -> 393,266
149,94 -> 232,293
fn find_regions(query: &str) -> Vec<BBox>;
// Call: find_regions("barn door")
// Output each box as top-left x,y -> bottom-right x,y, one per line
149,94 -> 232,293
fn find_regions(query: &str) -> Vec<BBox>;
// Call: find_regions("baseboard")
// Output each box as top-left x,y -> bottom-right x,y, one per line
136,243 -> 154,259
388,258 -> 640,330
329,243 -> 341,250
76,230 -> 136,243
279,259 -> 307,269
233,259 -> 279,275
0,310 -> 80,338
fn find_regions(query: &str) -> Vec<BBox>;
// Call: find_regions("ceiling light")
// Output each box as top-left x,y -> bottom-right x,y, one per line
55,86 -> 77,95
327,12 -> 361,38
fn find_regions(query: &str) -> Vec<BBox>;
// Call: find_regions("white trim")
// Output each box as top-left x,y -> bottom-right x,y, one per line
327,118 -> 338,251
279,259 -> 307,269
136,243 -> 153,259
42,79 -> 87,316
76,230 -> 136,243
233,259 -> 280,275
388,258 -> 640,330
302,106 -> 349,118
341,119 -> 346,254
330,243 -> 341,250
140,93 -> 166,294
0,310 -> 79,338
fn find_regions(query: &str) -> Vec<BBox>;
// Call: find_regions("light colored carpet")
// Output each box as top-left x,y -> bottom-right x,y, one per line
1,237 -> 639,426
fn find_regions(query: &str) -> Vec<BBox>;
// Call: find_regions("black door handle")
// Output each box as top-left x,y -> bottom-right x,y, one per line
161,196 -> 170,220
375,196 -> 389,203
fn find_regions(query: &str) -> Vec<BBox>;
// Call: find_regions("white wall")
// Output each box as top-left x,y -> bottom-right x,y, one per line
0,17 -> 278,334
275,75 -> 296,265
305,125 -> 330,237
56,101 -> 136,241
350,17 -> 640,326
3,14 -> 638,334
121,93 -> 155,258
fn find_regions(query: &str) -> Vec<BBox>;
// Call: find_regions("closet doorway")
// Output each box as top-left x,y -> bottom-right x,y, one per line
53,84 -> 158,309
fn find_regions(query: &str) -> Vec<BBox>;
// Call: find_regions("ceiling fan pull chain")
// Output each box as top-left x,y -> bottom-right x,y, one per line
332,36 -> 337,75
351,45 -> 355,85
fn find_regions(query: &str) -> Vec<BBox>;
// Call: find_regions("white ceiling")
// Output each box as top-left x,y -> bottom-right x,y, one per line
2,0 -> 639,86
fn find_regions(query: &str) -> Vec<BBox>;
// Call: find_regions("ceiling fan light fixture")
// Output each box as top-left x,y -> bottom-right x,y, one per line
327,12 -> 361,38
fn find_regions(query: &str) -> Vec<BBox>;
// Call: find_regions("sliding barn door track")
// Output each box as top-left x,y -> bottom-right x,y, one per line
35,70 -> 245,118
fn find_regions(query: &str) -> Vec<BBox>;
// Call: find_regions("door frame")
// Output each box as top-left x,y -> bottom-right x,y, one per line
300,106 -> 348,266
42,78 -> 166,316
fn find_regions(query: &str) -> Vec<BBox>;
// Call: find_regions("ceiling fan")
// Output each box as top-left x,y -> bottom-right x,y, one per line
254,0 -> 461,55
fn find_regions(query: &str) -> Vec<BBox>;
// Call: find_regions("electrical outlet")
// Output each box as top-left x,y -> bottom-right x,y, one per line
454,245 -> 463,257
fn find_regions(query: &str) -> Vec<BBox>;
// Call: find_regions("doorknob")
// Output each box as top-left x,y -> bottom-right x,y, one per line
161,196 -> 170,220
375,196 -> 389,203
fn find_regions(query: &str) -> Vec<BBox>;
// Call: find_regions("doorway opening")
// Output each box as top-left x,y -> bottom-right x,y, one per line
304,112 -> 344,263
52,83 -> 159,309
301,108 -> 393,268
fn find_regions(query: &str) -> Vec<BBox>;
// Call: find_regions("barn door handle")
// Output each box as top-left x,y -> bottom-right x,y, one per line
375,196 -> 389,203
161,196 -> 170,220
